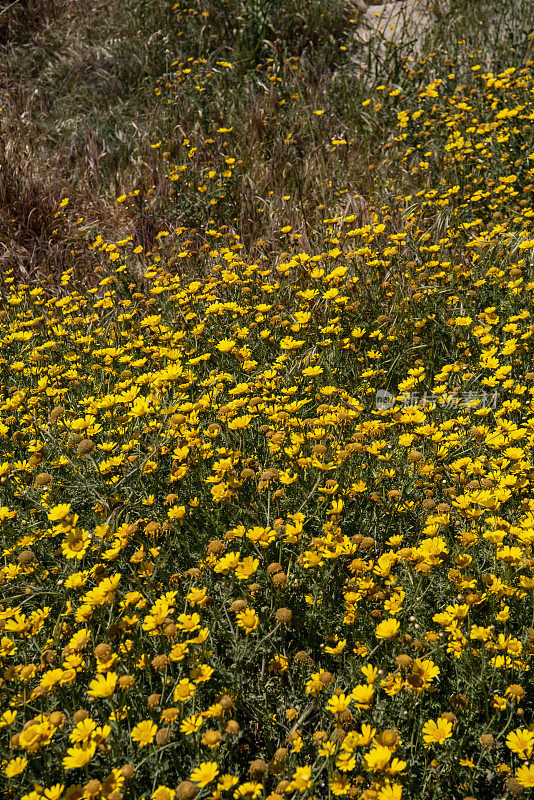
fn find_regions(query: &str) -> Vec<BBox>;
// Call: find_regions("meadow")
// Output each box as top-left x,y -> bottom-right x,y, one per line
1,1 -> 534,799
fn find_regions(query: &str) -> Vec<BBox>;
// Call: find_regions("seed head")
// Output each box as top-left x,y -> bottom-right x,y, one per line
176,782 -> 198,800
275,607 -> 292,626
249,759 -> 269,780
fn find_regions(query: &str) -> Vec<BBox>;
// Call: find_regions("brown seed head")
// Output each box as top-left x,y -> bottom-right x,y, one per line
407,449 -> 424,463
249,759 -> 269,780
94,643 -> 112,661
229,599 -> 248,613
156,727 -> 172,747
18,550 -> 36,566
319,671 -> 333,687
145,522 -> 161,535
294,650 -> 313,666
505,777 -> 524,796
83,780 -> 102,797
186,567 -> 202,578
272,572 -> 287,588
49,711 -> 65,727
151,654 -> 169,670
120,764 -> 135,781
35,472 -> 53,487
275,607 -> 292,625
207,539 -> 225,555
274,747 -> 288,763
507,684 -> 526,701
50,406 -> 65,423
73,709 -> 89,725
225,720 -> 240,736
359,537 -> 375,551
219,695 -> 234,711
176,781 -> 198,800
451,693 -> 468,710
77,438 -> 96,456
64,787 -> 84,800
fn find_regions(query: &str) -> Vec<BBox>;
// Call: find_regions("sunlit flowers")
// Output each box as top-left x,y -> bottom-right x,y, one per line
506,728 -> 534,759
375,618 -> 401,639
62,741 -> 96,769
131,720 -> 158,747
422,717 -> 453,746
190,761 -> 219,787
235,608 -> 259,634
87,671 -> 117,699
47,503 -> 72,522
4,756 -> 28,777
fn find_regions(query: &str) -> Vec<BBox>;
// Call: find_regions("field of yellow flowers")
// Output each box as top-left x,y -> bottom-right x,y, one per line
1,2 -> 534,800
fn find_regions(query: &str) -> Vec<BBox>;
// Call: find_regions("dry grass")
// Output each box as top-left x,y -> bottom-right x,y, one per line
0,0 -> 533,285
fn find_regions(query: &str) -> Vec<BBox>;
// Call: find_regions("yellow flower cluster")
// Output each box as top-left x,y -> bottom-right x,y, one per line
1,16 -> 534,800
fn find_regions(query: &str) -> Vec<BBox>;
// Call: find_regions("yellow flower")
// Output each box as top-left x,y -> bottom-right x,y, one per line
236,608 -> 259,634
131,720 -> 157,747
190,761 -> 219,787
152,787 -> 176,800
176,612 -> 201,632
61,527 -> 90,560
335,751 -> 356,772
375,618 -> 400,639
216,338 -> 236,352
326,692 -> 351,715
190,664 -> 214,684
0,506 -> 16,522
42,784 -> 64,800
303,366 -> 323,377
19,721 -> 54,750
235,556 -> 259,580
70,718 -> 96,743
355,724 -> 376,746
422,718 -> 453,746
218,775 -> 239,792
87,671 -> 117,698
62,741 -> 96,770
4,756 -> 27,777
180,714 -> 203,735
350,683 -> 375,710
233,781 -> 263,798
0,709 -> 17,727
377,783 -> 403,800
288,765 -> 313,792
173,678 -> 197,703
506,728 -> 534,760
363,745 -> 392,771
361,664 -> 379,684
48,503 -> 71,522
516,764 -> 534,788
